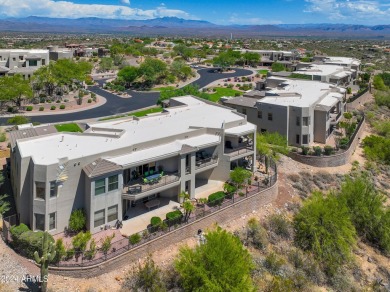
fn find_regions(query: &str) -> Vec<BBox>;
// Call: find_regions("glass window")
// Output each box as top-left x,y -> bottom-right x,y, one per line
257,111 -> 262,119
268,113 -> 273,121
303,135 -> 309,144
94,209 -> 105,228
107,205 -> 118,222
35,213 -> 45,231
296,135 -> 300,144
49,212 -> 56,230
50,181 -> 57,198
95,178 -> 105,195
29,60 -> 38,66
296,116 -> 300,126
303,117 -> 310,126
35,182 -> 45,200
242,108 -> 247,115
108,175 -> 118,192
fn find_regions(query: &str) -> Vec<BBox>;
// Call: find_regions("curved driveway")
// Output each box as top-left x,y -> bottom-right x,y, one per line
0,68 -> 252,125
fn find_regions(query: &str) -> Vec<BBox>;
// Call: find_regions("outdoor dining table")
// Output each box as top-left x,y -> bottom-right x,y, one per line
145,199 -> 160,211
144,173 -> 161,184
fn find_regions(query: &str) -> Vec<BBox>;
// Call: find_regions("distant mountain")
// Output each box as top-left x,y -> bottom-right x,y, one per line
1,16 -> 390,38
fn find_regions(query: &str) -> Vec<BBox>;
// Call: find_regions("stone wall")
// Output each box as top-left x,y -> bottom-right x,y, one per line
49,183 -> 278,278
289,117 -> 366,167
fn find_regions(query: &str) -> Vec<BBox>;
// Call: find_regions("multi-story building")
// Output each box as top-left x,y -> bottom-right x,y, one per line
292,63 -> 355,86
223,77 -> 346,146
0,49 -> 49,79
238,49 -> 298,66
313,56 -> 361,75
10,96 -> 256,235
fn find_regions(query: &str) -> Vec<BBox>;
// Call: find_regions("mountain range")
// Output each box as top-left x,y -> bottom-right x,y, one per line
1,16 -> 390,38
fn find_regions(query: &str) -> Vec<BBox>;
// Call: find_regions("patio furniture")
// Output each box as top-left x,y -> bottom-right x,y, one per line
144,171 -> 149,177
145,173 -> 162,185
145,199 -> 160,211
143,178 -> 149,184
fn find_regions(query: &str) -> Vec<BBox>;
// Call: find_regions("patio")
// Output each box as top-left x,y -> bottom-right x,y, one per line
121,197 -> 181,236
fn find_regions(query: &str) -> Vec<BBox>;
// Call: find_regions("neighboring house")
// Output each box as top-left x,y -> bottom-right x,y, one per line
47,46 -> 73,61
313,56 -> 361,78
10,96 -> 256,235
238,49 -> 297,66
223,77 -> 346,146
0,49 -> 50,79
292,64 -> 355,86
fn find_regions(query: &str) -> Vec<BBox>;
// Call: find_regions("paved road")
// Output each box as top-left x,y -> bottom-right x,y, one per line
0,67 -> 252,125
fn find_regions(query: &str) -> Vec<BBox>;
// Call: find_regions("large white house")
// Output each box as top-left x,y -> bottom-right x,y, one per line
0,49 -> 49,79
10,96 -> 256,235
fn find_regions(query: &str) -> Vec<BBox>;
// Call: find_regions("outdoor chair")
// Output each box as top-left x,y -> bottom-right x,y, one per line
143,178 -> 149,184
160,171 -> 164,177
144,171 -> 149,177
150,170 -> 154,175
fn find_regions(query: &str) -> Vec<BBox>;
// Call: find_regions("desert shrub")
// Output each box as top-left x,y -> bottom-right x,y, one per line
301,146 -> 309,155
362,135 -> 390,165
150,216 -> 162,226
39,106 -> 44,111
53,238 -> 66,263
84,238 -> 97,260
165,210 -> 183,226
263,252 -> 285,275
129,233 -> 141,245
208,191 -> 225,206
247,218 -> 268,250
17,230 -> 54,259
26,106 -> 33,111
313,146 -> 322,156
50,106 -> 56,110
68,209 -> 86,232
267,214 -> 292,239
60,104 -> 65,109
87,99 -> 92,103
72,231 -> 91,254
7,115 -> 30,125
323,145 -> 334,156
339,137 -> 349,149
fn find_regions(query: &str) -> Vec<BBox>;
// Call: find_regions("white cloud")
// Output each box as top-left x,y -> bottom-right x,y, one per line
120,0 -> 130,5
227,14 -> 282,25
304,0 -> 390,22
0,0 -> 192,20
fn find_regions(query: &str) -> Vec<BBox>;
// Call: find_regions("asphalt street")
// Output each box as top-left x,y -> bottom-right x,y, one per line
0,67 -> 252,125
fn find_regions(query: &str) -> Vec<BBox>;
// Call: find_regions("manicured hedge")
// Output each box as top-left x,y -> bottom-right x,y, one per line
208,191 -> 225,206
165,210 -> 183,226
10,223 -> 30,242
15,230 -> 54,259
129,233 -> 141,245
151,216 -> 162,226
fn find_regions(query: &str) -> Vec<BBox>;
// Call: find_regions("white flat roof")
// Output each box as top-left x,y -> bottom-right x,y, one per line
107,134 -> 220,167
295,64 -> 352,77
258,77 -> 341,108
0,49 -> 49,54
324,56 -> 361,66
225,123 -> 256,136
16,96 -> 250,165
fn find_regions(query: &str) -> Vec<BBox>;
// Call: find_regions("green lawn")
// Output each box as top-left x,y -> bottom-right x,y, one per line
55,123 -> 83,133
153,86 -> 176,92
99,107 -> 163,121
132,107 -> 163,117
258,69 -> 268,75
208,87 -> 242,102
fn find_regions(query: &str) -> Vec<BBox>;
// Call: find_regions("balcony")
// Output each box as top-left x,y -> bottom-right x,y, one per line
329,111 -> 342,125
195,157 -> 218,173
123,172 -> 180,200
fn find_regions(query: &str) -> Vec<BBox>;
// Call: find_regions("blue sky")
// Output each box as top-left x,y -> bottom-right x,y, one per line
0,0 -> 390,25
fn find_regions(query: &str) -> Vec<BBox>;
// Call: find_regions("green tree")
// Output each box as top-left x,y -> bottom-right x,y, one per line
99,57 -> 114,72
212,51 -> 236,70
339,174 -> 390,254
373,75 -> 387,91
158,84 -> 209,104
0,74 -> 33,107
271,62 -> 286,72
7,115 -> 30,125
170,60 -> 193,81
242,52 -> 260,66
0,194 -> 10,218
68,209 -> 86,232
173,44 -> 194,61
293,192 -> 356,275
362,135 -> 390,165
229,167 -> 252,191
256,132 -> 288,160
139,58 -> 168,86
175,227 -> 254,291
117,66 -> 139,87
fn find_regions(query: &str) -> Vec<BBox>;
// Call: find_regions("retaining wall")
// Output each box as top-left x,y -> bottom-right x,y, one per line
289,118 -> 366,167
49,182 -> 278,278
